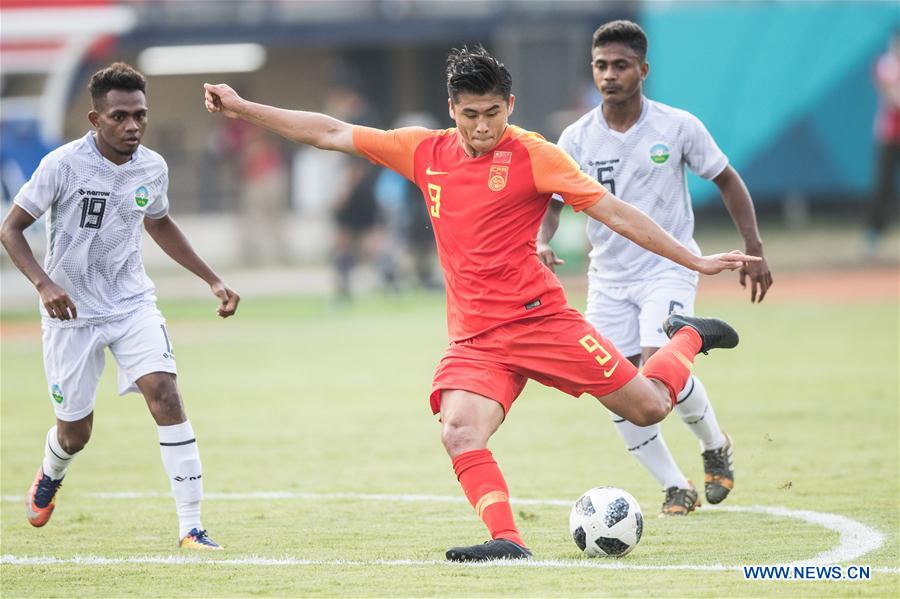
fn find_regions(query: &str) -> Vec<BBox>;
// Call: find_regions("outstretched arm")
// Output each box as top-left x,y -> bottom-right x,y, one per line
583,193 -> 759,275
713,165 -> 773,302
144,215 -> 239,318
204,83 -> 359,155
0,205 -> 77,320
536,200 -> 565,271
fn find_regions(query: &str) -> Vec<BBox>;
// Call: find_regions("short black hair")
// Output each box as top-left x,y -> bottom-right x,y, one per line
592,20 -> 648,60
446,45 -> 512,103
88,62 -> 146,109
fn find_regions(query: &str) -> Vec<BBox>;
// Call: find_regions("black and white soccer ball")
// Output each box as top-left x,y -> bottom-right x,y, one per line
569,486 -> 643,557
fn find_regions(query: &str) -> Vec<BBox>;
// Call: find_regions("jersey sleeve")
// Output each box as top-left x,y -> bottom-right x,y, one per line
683,113 -> 728,180
525,135 -> 606,212
144,165 -> 170,219
13,153 -> 63,219
352,126 -> 435,183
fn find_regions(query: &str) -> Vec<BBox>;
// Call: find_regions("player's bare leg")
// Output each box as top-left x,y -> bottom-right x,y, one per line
440,390 -> 532,561
26,415 -> 91,527
138,372 -> 221,550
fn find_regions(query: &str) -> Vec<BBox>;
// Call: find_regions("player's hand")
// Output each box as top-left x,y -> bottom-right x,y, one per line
211,281 -> 240,318
203,83 -> 243,119
696,250 -> 761,276
37,279 -> 77,320
739,251 -> 773,303
537,243 -> 564,272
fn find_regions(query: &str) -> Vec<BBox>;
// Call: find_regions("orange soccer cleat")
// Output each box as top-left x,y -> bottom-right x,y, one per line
25,468 -> 64,527
178,528 -> 224,550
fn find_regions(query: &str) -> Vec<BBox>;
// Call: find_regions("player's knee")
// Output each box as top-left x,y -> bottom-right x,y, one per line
629,398 -> 669,427
440,418 -> 483,457
58,429 -> 90,454
145,380 -> 184,420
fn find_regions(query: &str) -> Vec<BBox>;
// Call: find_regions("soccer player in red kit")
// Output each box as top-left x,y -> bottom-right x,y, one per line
204,46 -> 759,561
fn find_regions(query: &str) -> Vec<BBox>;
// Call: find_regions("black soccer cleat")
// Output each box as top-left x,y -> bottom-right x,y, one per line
446,538 -> 533,562
702,433 -> 735,504
663,314 -> 739,354
659,482 -> 700,517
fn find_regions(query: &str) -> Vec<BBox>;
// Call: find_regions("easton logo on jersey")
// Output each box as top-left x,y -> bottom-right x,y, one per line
649,143 -> 670,164
488,165 -> 509,191
134,185 -> 150,207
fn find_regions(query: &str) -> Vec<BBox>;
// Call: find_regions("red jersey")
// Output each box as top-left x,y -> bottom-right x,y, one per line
353,124 -> 607,341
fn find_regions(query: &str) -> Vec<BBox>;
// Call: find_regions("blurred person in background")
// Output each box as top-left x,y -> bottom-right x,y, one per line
866,31 -> 900,255
204,45 -> 759,562
0,62 -> 239,550
373,111 -> 441,290
214,106 -> 292,265
319,74 -> 390,300
539,20 -> 772,516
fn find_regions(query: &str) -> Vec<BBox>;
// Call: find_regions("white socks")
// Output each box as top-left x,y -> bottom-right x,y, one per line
674,376 -> 726,451
158,420 -> 204,539
609,414 -> 689,490
42,426 -> 73,481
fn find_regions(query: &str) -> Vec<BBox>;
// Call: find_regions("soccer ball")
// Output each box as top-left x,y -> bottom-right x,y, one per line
569,486 -> 643,557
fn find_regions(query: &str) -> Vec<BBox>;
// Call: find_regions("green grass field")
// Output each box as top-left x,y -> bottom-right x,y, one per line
1,288 -> 898,597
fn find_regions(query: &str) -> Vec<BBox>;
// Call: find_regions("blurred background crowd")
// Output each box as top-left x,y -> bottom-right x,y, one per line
1,0 -> 897,302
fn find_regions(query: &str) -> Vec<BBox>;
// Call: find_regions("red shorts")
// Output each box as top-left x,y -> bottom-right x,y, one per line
430,308 -> 638,415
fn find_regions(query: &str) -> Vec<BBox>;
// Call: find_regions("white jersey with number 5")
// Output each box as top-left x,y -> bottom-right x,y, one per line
556,97 -> 727,284
14,132 -> 169,328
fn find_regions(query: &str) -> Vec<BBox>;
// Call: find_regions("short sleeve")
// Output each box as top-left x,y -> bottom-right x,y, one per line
683,114 -> 728,180
524,136 -> 606,212
352,126 -> 436,183
13,154 -> 62,219
144,166 -> 170,219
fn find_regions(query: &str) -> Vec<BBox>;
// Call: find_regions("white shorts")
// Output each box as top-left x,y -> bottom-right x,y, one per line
41,306 -> 177,422
585,275 -> 697,358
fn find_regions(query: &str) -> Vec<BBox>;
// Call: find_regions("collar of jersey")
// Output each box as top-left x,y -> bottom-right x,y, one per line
87,131 -> 138,168
596,96 -> 649,138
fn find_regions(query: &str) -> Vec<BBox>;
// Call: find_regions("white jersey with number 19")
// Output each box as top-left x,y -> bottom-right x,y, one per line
14,132 -> 169,328
555,97 -> 728,285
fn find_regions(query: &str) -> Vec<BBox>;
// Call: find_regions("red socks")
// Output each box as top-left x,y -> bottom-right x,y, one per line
642,327 -> 702,406
452,448 -> 525,548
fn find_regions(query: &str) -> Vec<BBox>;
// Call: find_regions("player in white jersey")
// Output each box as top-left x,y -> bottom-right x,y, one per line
538,21 -> 773,515
0,63 -> 239,548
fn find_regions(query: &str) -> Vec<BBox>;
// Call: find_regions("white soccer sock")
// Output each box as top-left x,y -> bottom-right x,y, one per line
609,412 -> 689,490
157,420 -> 204,539
674,376 -> 726,451
42,426 -> 74,481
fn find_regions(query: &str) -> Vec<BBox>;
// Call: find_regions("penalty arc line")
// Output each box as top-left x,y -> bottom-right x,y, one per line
1,491 -> 894,572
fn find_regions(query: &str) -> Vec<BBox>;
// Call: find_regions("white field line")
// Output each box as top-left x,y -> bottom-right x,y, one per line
1,554 -> 897,574
1,491 -> 894,572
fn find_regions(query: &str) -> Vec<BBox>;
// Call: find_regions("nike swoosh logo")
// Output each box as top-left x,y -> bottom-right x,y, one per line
426,166 -> 449,175
603,360 -> 620,378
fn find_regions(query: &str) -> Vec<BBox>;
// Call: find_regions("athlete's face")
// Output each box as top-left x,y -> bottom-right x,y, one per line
89,89 -> 148,165
448,92 -> 515,157
591,43 -> 647,106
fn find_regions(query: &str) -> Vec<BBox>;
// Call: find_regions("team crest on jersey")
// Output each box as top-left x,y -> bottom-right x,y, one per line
134,186 -> 150,207
493,151 -> 512,164
51,384 -> 64,404
488,165 -> 509,192
649,143 -> 670,164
